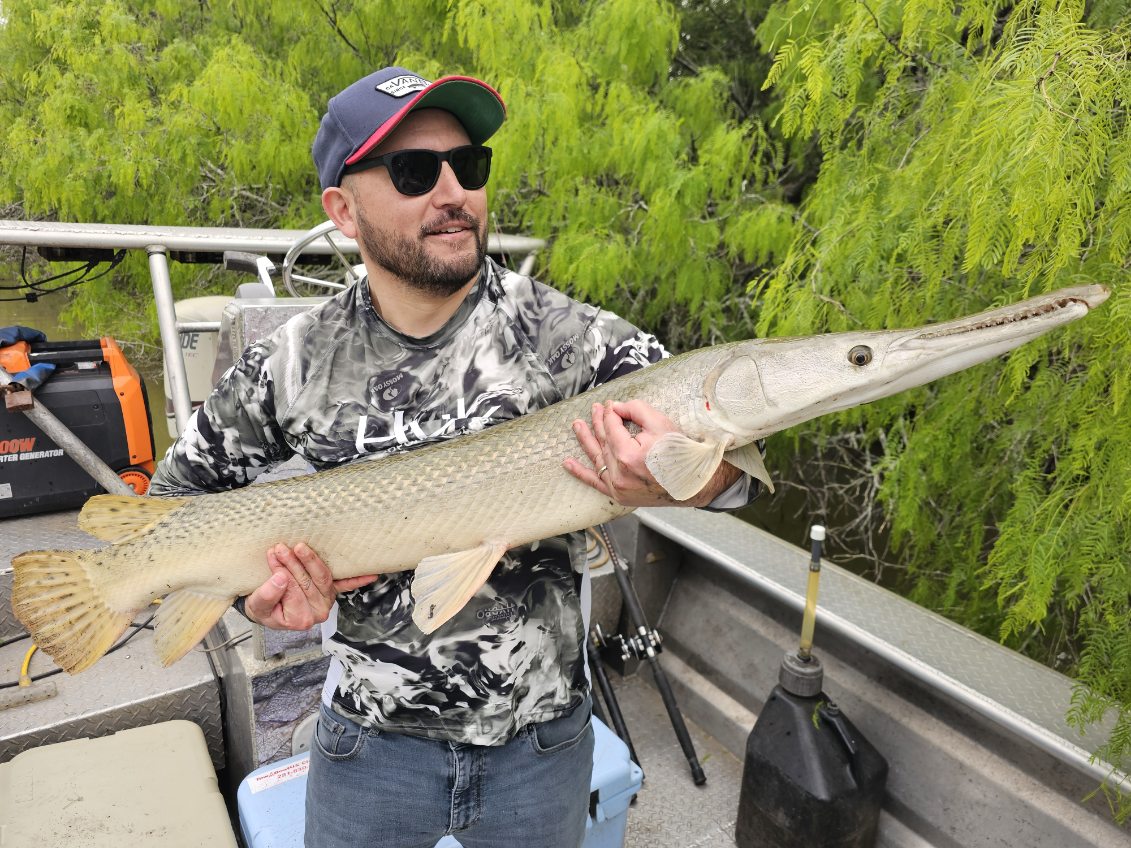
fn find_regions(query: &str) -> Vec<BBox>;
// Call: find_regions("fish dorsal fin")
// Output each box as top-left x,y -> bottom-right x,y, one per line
724,442 -> 775,494
78,495 -> 187,543
645,433 -> 728,501
153,589 -> 235,666
411,541 -> 508,634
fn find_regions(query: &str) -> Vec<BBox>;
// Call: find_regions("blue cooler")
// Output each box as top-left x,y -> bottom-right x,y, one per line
238,717 -> 642,848
584,719 -> 644,848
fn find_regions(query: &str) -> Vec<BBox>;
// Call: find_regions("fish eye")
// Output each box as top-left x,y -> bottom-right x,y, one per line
848,345 -> 873,366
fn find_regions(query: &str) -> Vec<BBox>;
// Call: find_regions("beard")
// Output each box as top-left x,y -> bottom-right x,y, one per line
354,205 -> 487,297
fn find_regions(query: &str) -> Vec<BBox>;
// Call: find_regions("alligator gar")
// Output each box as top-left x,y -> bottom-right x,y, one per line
10,284 -> 1109,673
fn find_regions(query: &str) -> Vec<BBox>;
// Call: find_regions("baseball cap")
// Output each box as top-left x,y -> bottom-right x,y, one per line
313,66 -> 506,189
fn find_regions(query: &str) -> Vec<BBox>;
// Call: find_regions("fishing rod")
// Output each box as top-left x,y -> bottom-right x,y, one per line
596,523 -> 707,786
586,631 -> 641,774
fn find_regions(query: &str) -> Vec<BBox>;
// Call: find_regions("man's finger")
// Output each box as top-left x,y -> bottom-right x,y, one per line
571,419 -> 603,466
295,542 -> 335,593
244,571 -> 289,623
562,458 -> 613,497
609,399 -> 672,430
602,404 -> 643,456
333,574 -> 381,592
272,543 -> 320,598
591,402 -> 608,444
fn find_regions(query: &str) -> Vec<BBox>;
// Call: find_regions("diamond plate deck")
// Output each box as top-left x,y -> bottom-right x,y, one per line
0,613 -> 223,770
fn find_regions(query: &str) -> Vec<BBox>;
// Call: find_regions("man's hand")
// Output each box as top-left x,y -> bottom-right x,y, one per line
241,542 -> 380,630
563,400 -> 741,508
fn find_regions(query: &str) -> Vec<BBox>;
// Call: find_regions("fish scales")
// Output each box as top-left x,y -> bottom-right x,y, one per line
10,286 -> 1108,673
56,347 -> 729,614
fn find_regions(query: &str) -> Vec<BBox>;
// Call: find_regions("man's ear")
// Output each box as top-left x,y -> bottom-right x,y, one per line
322,185 -> 358,238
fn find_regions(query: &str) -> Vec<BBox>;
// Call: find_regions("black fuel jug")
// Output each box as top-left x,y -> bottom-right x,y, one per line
735,655 -> 888,847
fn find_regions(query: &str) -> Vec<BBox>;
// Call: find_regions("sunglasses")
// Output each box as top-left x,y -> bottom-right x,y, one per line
343,145 -> 493,196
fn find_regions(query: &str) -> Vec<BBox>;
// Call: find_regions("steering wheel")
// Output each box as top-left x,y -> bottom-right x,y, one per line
281,220 -> 362,298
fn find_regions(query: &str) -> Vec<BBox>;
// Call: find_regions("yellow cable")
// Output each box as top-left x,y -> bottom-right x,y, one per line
14,601 -> 160,687
19,644 -> 37,687
585,527 -> 611,570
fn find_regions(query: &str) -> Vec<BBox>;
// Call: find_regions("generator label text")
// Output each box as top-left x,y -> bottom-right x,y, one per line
0,440 -> 64,463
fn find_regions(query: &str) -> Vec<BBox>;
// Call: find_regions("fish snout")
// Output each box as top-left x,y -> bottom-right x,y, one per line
1071,284 -> 1111,310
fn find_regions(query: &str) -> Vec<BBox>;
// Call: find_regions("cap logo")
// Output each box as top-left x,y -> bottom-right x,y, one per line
376,75 -> 430,98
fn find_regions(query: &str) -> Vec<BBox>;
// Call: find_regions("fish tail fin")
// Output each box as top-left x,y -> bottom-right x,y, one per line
11,550 -> 134,674
78,494 -> 187,543
153,589 -> 235,666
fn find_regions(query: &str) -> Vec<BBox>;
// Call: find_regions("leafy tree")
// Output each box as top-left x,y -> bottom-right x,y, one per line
0,0 -> 1128,815
745,0 -> 1131,811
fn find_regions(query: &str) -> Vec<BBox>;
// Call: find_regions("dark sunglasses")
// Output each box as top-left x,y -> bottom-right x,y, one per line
343,145 -> 493,196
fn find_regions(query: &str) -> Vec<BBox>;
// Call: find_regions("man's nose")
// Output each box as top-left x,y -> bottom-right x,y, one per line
430,161 -> 468,205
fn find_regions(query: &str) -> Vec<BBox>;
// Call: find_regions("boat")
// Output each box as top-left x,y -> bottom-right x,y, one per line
0,220 -> 1127,846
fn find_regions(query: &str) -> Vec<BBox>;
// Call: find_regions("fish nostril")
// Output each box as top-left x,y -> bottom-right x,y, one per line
848,345 -> 873,366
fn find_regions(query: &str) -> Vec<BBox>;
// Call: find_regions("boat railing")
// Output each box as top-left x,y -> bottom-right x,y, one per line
0,219 -> 545,435
629,506 -> 1130,795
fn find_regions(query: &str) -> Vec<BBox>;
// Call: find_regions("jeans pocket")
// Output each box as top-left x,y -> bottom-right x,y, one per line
313,703 -> 370,761
529,696 -> 593,755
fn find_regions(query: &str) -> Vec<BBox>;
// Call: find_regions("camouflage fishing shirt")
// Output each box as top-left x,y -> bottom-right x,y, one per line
151,257 -> 744,745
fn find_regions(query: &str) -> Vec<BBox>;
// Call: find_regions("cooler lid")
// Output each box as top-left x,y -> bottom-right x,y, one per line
0,720 -> 237,847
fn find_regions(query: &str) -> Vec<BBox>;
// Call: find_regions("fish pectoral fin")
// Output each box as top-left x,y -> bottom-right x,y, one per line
410,541 -> 509,634
78,494 -> 187,543
153,589 -> 235,667
724,441 -> 775,494
645,433 -> 728,501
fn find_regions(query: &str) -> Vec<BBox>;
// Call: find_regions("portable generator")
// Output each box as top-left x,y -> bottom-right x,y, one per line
0,336 -> 155,518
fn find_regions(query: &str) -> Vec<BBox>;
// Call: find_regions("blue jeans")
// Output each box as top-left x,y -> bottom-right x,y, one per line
305,696 -> 595,848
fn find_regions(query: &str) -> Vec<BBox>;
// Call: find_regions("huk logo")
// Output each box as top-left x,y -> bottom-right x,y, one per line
354,396 -> 503,454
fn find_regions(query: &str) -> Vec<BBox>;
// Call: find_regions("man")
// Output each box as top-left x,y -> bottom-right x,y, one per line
150,67 -> 755,848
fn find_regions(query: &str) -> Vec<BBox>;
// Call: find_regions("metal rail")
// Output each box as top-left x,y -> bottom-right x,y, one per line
0,220 -> 545,434
0,219 -> 545,258
636,507 -> 1130,794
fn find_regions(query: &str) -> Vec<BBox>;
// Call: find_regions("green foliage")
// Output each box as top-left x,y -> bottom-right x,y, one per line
0,0 -> 776,355
2,0 -> 1130,815
436,0 -> 785,348
751,0 -> 1131,809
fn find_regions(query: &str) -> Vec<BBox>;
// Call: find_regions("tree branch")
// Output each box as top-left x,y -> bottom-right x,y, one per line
858,0 -> 945,72
314,0 -> 363,60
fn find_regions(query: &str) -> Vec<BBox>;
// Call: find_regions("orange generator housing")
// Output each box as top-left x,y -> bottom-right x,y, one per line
0,337 -> 155,518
